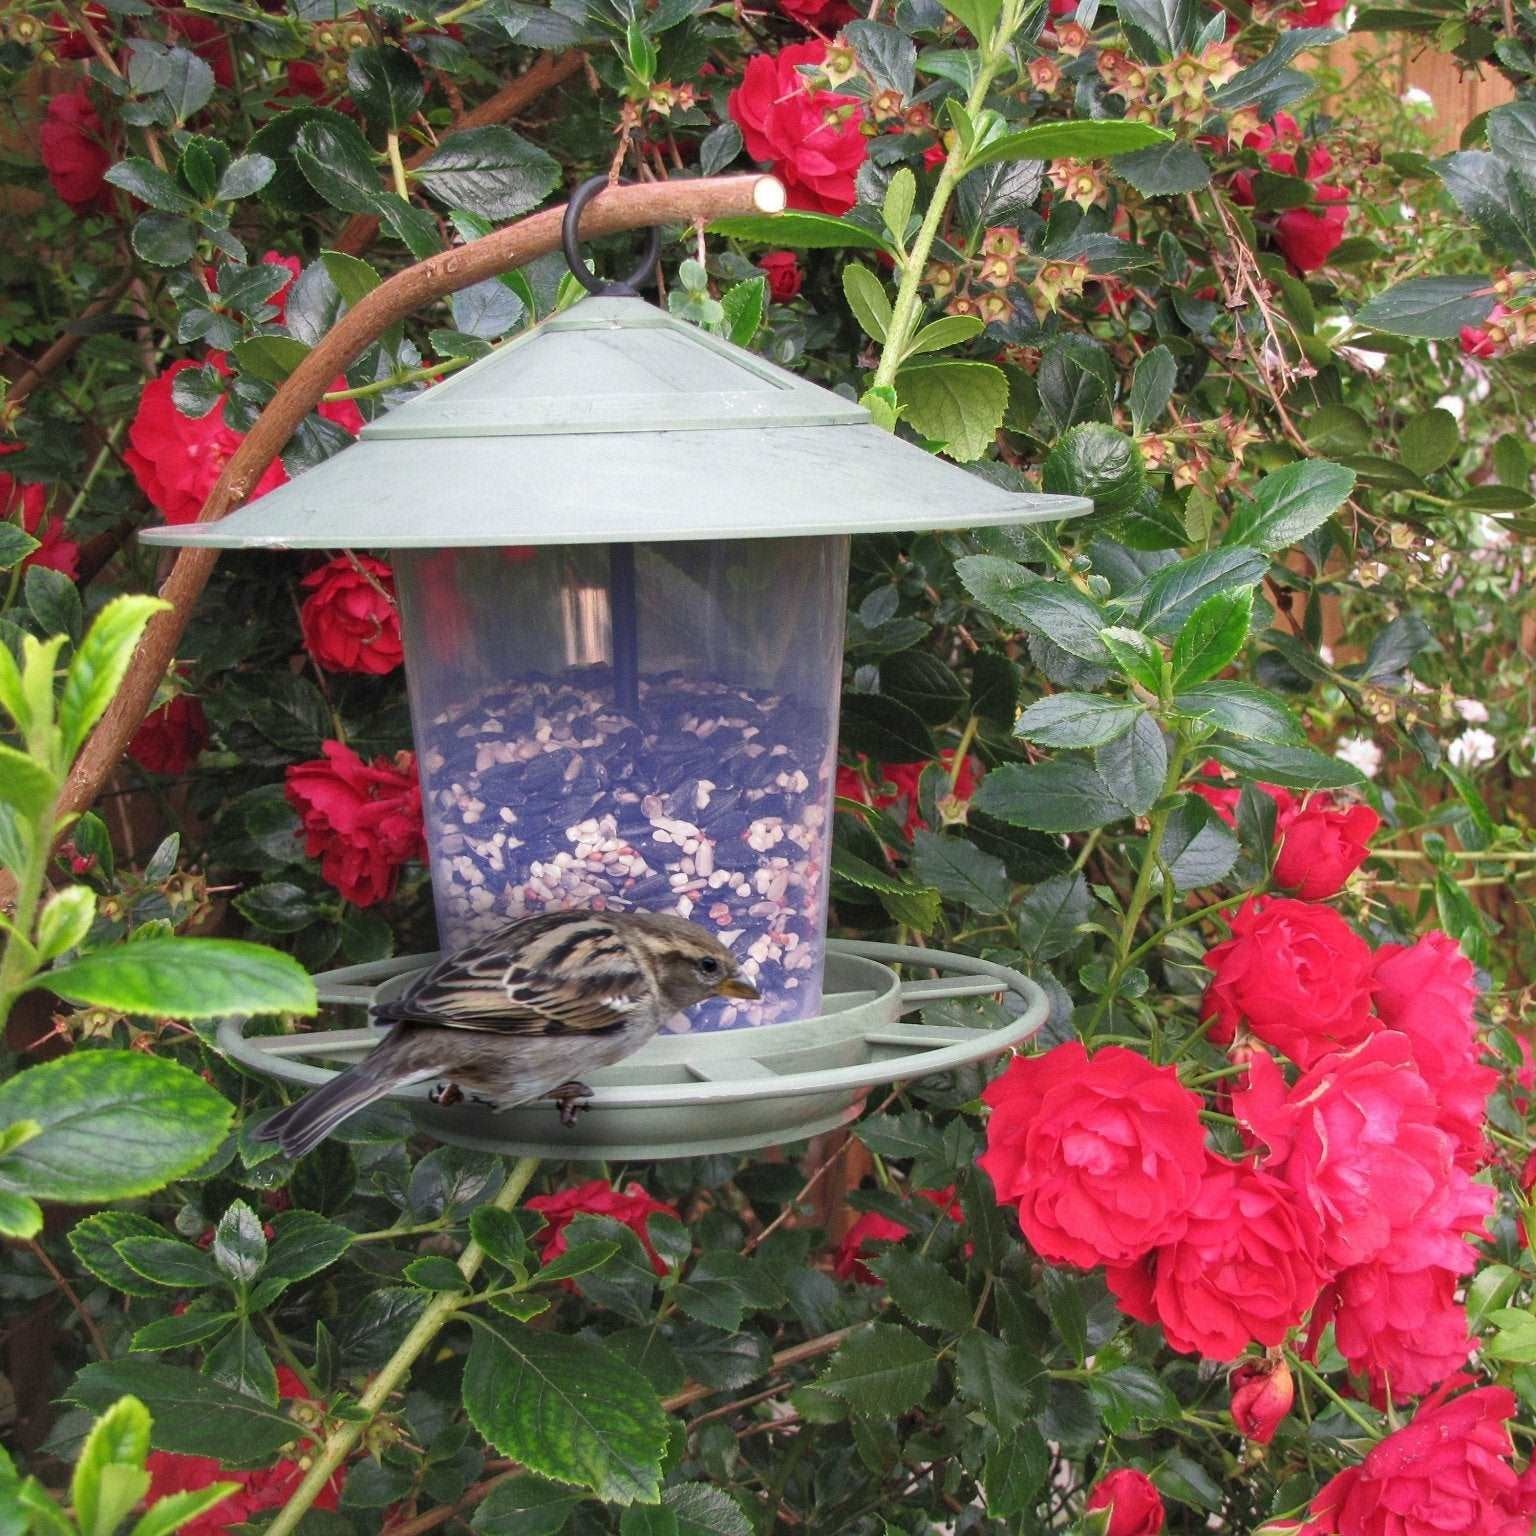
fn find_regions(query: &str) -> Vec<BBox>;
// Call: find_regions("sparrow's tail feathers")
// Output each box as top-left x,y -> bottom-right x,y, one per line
255,1052 -> 443,1160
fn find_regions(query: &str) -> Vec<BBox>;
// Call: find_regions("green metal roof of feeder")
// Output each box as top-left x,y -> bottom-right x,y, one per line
140,294 -> 1089,550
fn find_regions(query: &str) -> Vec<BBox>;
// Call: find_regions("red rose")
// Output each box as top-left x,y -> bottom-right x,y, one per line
128,695 -> 210,776
1232,1034 -> 1487,1272
525,1179 -> 681,1276
1107,1156 -> 1326,1361
47,5 -> 108,59
215,250 -> 303,323
1230,1357 -> 1294,1445
299,554 -> 404,676
1371,931 -> 1493,1165
833,1185 -> 963,1284
1327,1259 -> 1477,1403
1274,198 -> 1347,273
923,140 -> 947,171
979,1043 -> 1207,1269
125,360 -> 288,525
0,445 -> 80,579
775,0 -> 857,26
285,741 -> 424,907
728,43 -> 867,214
1301,1383 -> 1536,1536
1085,1469 -> 1165,1536
143,1367 -> 343,1536
758,250 -> 805,303
1189,759 -> 1248,824
1202,898 -> 1376,1069
1272,794 -> 1379,899
40,89 -> 110,212
1287,0 -> 1345,25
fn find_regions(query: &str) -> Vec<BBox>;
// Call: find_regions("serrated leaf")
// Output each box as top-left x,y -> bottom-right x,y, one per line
971,762 -> 1127,832
1170,586 -> 1252,688
871,1249 -> 973,1332
813,1323 -> 936,1417
1158,795 -> 1239,890
911,830 -> 1009,915
895,360 -> 1009,463
1014,693 -> 1144,748
1225,461 -> 1356,554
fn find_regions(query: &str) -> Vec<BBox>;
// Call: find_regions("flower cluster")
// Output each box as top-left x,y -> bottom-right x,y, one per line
526,1179 -> 681,1275
1,443 -> 79,578
1230,112 -> 1348,273
728,41 -> 867,214
284,741 -> 425,907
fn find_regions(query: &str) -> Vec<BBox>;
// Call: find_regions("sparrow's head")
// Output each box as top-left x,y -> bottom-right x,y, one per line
621,911 -> 760,1012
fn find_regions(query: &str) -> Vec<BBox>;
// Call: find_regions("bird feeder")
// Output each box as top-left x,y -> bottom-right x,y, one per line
145,184 -> 1088,1157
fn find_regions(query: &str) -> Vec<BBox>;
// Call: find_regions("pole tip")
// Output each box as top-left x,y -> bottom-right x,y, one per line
753,177 -> 788,214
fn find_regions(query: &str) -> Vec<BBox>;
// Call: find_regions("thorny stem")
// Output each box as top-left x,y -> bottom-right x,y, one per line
263,1158 -> 541,1536
869,0 -> 1033,395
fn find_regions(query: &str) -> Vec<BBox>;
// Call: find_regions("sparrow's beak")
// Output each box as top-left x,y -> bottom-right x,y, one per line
714,977 -> 760,1001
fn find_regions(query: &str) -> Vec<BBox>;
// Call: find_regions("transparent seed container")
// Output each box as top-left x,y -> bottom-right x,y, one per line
395,537 -> 849,1031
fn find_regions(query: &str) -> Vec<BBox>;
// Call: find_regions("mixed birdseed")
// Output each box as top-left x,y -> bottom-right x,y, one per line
417,667 -> 833,1031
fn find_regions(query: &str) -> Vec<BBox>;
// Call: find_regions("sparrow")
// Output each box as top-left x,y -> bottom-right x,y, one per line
255,909 -> 758,1159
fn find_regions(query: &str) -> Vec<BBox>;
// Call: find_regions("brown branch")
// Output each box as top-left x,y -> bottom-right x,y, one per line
25,1238 -> 108,1360
3,277 -> 135,422
331,52 -> 588,258
377,1324 -> 852,1536
7,174 -> 783,915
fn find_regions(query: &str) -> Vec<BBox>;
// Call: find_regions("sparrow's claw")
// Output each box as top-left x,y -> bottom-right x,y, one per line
548,1080 -> 594,1128
428,1081 -> 464,1107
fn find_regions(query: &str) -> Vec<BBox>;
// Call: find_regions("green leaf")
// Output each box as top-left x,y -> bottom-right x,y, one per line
954,556 -> 1110,661
0,1052 -> 231,1204
672,1252 -> 783,1334
1209,741 -> 1365,788
1356,276 -> 1494,338
903,314 -> 985,358
1097,713 -> 1167,816
1436,148 -> 1536,264
879,651 -> 966,724
842,263 -> 891,343
73,1396 -> 152,1536
984,1427 -> 1050,1518
36,886 -> 96,963
1098,625 -> 1164,695
894,361 -> 1009,463
1042,424 -> 1147,515
131,214 -> 200,267
663,1484 -> 751,1536
214,155 -> 274,201
1225,461 -> 1356,553
0,745 -> 58,819
1132,548 -> 1269,635
882,166 -> 916,244
413,127 -> 561,220
1112,142 -> 1211,195
871,1249 -> 973,1332
954,1329 -> 1043,1429
70,1212 -> 172,1298
202,1320 -> 278,1404
1400,407 -> 1460,475
37,937 -> 317,1017
813,1324 -> 936,1417
471,1474 -> 583,1536
533,1240 -> 623,1285
26,565 -> 82,644
911,829 -> 1010,915
971,762 -> 1127,832
1117,0 -> 1199,56
1170,682 -> 1304,744
0,1191 -> 42,1239
463,1320 -> 668,1505
264,1210 -> 352,1282
406,1255 -> 469,1292
231,335 -> 310,386
1170,586 -> 1252,688
293,119 -> 386,215
720,276 -> 766,347
841,693 -> 936,760
115,1237 -> 222,1288
1015,693 -> 1144,748
1015,871 -> 1092,962
347,45 -> 425,130
105,158 -> 196,212
1128,345 -> 1176,434
132,1312 -> 237,1351
213,1200 -> 267,1284
128,1484 -> 244,1536
1158,795 -> 1239,890
0,524 -> 41,573
965,120 -> 1169,171
250,107 -> 356,214
709,212 -> 891,252
59,595 -> 171,760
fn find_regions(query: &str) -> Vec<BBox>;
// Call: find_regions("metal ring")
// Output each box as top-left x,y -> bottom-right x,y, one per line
560,175 -> 661,298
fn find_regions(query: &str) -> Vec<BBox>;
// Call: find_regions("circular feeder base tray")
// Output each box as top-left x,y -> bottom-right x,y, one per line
219,941 -> 1046,1159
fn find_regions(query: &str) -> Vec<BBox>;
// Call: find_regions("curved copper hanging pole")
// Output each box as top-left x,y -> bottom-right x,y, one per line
51,174 -> 787,858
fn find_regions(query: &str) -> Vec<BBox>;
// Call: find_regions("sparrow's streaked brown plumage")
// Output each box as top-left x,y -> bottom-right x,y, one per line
255,909 -> 757,1159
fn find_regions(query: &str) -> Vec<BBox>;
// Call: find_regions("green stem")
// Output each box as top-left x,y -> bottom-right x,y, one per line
263,1157 -> 541,1536
322,357 -> 472,402
868,0 -> 1025,394
1120,889 -> 1249,969
1289,1357 -> 1380,1439
948,715 -> 980,790
385,133 -> 410,200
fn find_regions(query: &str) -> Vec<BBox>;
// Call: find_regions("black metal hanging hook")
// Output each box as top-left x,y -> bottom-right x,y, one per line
560,175 -> 662,298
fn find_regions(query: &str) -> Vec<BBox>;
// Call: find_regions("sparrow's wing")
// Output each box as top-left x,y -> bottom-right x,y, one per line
374,913 -> 650,1035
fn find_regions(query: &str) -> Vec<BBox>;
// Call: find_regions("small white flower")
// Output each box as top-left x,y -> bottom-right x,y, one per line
1319,643 -> 1336,665
1448,727 -> 1497,769
1401,86 -> 1433,106
1335,736 -> 1383,779
1474,514 -> 1512,550
1434,393 -> 1465,422
1454,698 -> 1490,723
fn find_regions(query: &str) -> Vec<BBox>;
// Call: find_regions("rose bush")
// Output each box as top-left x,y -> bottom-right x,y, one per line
4,0 -> 1536,1530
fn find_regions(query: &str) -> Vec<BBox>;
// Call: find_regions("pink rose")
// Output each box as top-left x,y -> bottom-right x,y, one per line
979,1043 -> 1208,1269
1301,1383 -> 1536,1536
1327,1261 -> 1476,1403
728,43 -> 867,214
1107,1156 -> 1326,1362
1202,899 -> 1376,1068
1372,931 -> 1494,1165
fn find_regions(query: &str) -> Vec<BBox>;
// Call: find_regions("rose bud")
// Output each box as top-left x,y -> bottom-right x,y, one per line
1230,1357 -> 1294,1444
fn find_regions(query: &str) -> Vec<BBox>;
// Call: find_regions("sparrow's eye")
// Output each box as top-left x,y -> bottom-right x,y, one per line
697,956 -> 721,977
